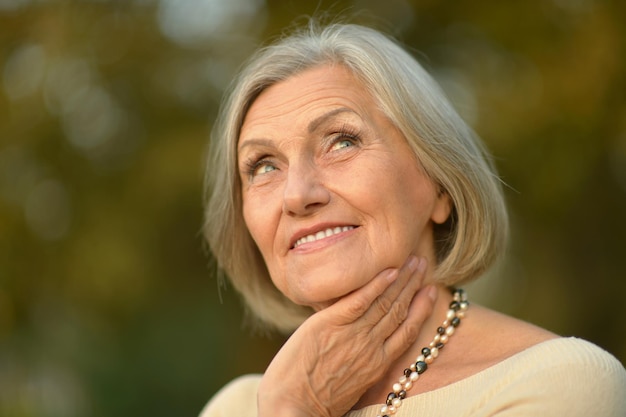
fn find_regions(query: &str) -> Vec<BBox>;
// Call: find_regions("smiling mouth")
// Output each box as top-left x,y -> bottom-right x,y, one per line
292,226 -> 356,249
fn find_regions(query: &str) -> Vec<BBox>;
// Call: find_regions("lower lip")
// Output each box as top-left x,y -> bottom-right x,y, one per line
290,227 -> 358,253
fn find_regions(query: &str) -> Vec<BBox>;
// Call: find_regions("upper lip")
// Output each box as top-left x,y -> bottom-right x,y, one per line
289,222 -> 358,249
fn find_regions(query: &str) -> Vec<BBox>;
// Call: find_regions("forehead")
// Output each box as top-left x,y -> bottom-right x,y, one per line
240,65 -> 377,137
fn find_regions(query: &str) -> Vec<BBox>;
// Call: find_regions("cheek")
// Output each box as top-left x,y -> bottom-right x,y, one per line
242,198 -> 270,254
242,192 -> 285,278
377,171 -> 439,248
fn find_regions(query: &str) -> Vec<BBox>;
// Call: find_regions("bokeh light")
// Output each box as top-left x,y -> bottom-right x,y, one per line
0,1 -> 624,417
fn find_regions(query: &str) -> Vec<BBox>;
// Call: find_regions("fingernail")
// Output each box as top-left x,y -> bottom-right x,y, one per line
427,285 -> 438,302
407,256 -> 419,272
417,257 -> 427,273
385,269 -> 399,283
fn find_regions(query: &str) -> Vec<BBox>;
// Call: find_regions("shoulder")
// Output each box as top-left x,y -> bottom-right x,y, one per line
490,337 -> 626,415
199,374 -> 262,417
509,337 -> 625,377
528,337 -> 623,366
451,305 -> 626,415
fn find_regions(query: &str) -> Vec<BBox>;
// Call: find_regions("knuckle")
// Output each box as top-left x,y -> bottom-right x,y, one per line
389,301 -> 408,325
401,320 -> 420,343
373,296 -> 393,317
345,294 -> 369,318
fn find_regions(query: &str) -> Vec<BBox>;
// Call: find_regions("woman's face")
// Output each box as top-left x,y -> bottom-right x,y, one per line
238,65 -> 451,310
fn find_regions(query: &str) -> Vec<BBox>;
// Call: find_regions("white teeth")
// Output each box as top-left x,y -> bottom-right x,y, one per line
294,226 -> 355,248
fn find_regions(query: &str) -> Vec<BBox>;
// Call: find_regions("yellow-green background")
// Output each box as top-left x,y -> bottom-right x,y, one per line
1,1 -> 624,416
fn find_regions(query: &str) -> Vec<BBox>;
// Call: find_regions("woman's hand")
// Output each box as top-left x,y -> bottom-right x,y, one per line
257,256 -> 437,417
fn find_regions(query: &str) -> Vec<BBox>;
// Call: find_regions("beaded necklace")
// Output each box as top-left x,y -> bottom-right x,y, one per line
376,288 -> 468,417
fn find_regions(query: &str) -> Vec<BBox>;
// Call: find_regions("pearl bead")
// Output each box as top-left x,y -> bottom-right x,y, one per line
431,347 -> 439,358
381,288 -> 468,415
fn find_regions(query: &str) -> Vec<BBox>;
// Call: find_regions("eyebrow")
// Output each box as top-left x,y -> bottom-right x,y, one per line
238,107 -> 357,153
307,107 -> 356,133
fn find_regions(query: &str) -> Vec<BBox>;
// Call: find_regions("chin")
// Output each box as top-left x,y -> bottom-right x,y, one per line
289,274 -> 368,311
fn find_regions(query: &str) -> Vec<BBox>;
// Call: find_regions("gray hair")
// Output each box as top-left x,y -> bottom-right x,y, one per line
203,22 -> 509,333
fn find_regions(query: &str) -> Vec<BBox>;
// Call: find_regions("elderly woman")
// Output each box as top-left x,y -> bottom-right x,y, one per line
201,23 -> 626,417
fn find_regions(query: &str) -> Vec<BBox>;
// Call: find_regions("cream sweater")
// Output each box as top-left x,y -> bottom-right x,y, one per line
200,337 -> 626,417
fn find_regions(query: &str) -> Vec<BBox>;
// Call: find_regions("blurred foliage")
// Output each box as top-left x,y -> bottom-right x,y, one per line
0,0 -> 624,416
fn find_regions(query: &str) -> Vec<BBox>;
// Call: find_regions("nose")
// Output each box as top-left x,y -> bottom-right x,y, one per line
282,160 -> 330,216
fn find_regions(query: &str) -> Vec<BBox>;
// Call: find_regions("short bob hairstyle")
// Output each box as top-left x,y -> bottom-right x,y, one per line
204,22 -> 508,333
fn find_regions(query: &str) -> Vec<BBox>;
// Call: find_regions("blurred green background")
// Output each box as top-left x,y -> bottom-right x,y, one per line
0,0 -> 624,416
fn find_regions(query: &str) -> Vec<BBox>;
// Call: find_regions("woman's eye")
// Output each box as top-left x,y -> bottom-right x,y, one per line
255,163 -> 276,175
249,160 -> 277,178
331,137 -> 356,151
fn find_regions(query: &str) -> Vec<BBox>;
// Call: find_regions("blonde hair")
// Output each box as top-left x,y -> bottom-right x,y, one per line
203,22 -> 509,333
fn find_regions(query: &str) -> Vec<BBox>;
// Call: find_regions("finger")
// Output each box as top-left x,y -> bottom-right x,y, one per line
329,266 -> 400,323
382,284 -> 438,359
364,256 -> 425,333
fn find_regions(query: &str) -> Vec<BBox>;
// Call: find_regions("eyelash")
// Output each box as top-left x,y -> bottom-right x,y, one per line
244,126 -> 362,180
245,155 -> 275,179
329,125 -> 362,149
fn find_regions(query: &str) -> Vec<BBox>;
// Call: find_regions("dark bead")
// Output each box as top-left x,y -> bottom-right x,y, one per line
437,326 -> 445,335
449,301 -> 460,311
399,390 -> 407,399
416,361 -> 428,374
421,347 -> 431,357
383,415 -> 390,417
403,368 -> 412,377
386,392 -> 396,405
451,317 -> 461,327
436,342 -> 445,350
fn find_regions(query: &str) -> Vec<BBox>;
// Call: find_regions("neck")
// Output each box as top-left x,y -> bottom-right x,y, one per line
352,284 -> 456,410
